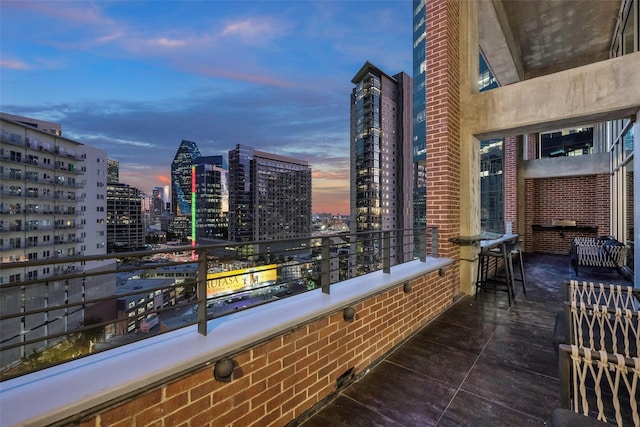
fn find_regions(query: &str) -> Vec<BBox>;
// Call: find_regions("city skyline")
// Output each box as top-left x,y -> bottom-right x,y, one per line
1,0 -> 413,214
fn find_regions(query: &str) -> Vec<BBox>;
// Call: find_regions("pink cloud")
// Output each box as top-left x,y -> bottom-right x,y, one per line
221,17 -> 290,44
0,59 -> 30,70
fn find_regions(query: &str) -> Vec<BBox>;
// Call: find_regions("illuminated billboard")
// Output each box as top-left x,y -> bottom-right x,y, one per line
206,264 -> 277,297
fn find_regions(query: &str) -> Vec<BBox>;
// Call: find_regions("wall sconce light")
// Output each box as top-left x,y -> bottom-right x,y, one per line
343,306 -> 356,322
213,357 -> 235,382
403,282 -> 411,293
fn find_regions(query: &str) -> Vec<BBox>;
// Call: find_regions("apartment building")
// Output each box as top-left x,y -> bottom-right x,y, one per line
0,114 -> 114,366
228,144 -> 312,243
350,62 -> 414,272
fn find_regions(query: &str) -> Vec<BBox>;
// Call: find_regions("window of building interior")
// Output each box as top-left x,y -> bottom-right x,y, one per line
539,128 -> 594,158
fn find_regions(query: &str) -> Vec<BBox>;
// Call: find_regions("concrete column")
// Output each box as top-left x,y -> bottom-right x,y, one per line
458,0 -> 481,294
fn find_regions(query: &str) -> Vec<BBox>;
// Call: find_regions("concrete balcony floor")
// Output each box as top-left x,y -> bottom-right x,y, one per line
299,253 -> 632,426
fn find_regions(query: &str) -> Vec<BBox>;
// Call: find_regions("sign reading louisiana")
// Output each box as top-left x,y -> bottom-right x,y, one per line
206,264 -> 278,297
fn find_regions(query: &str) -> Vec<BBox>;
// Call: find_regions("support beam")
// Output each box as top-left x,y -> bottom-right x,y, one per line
467,52 -> 640,139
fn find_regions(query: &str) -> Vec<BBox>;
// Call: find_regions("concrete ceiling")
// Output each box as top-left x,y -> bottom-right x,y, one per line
479,0 -> 622,85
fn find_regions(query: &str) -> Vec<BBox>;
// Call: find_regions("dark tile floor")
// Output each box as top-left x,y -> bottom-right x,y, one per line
299,253 -> 632,427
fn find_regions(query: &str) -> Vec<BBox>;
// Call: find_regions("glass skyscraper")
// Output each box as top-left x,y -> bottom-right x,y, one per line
193,156 -> 228,241
170,140 -> 201,240
350,62 -> 414,272
412,0 -> 427,229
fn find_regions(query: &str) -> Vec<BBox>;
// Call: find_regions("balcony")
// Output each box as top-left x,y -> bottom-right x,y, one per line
0,234 -> 633,426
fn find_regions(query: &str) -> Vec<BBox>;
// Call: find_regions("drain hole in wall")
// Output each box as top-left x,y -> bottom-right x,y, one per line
336,367 -> 355,390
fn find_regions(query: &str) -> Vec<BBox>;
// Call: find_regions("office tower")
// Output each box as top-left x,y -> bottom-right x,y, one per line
107,158 -> 119,184
170,140 -> 201,240
350,62 -> 414,273
193,156 -> 229,242
150,186 -> 169,226
140,191 -> 151,230
228,144 -> 311,243
412,0 -> 427,229
106,182 -> 144,252
0,114 -> 112,365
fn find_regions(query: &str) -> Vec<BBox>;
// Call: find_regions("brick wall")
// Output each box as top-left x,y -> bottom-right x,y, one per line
524,174 -> 610,254
70,270 -> 456,426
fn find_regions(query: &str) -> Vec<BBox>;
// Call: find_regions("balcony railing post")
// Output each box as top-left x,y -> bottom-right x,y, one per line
383,231 -> 391,273
430,226 -> 438,258
321,236 -> 330,294
196,247 -> 208,336
417,228 -> 426,262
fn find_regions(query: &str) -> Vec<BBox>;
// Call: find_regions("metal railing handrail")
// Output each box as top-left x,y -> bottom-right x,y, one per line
0,226 -> 439,380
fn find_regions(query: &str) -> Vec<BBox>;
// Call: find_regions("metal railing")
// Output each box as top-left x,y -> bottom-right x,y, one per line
0,227 -> 439,380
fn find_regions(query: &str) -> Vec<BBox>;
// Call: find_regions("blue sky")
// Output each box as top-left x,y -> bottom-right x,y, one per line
1,0 -> 412,214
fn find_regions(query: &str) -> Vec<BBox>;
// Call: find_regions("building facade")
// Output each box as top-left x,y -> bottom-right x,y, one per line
350,62 -> 414,273
150,185 -> 169,227
412,0 -> 427,229
106,182 -> 144,252
106,158 -> 119,184
193,156 -> 229,242
0,115 -> 113,366
228,144 -> 312,243
170,140 -> 201,241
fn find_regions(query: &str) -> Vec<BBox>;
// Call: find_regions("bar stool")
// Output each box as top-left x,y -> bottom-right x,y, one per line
475,242 -> 516,305
508,240 -> 526,295
490,240 -> 527,298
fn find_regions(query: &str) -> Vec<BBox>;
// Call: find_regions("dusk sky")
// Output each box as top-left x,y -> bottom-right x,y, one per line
1,0 -> 412,214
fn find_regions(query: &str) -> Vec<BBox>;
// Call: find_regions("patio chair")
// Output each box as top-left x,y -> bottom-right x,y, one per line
565,281 -> 640,310
571,237 -> 629,277
553,281 -> 640,351
554,344 -> 640,427
564,301 -> 639,358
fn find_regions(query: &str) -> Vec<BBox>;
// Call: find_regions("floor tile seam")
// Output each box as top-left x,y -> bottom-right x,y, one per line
338,392 -> 412,427
424,320 -> 500,338
414,335 -> 493,356
446,388 -> 551,425
486,296 -> 564,381
382,358 -> 466,390
433,304 -> 511,427
482,338 -> 558,362
424,317 -> 502,335
420,296 -> 518,357
478,351 -> 561,381
444,304 -> 511,318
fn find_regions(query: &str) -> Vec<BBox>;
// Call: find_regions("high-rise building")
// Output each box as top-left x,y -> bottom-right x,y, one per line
107,158 -> 119,184
170,140 -> 201,240
412,0 -> 427,229
106,182 -> 144,252
150,185 -> 169,227
0,114 -> 113,365
228,144 -> 311,243
193,156 -> 229,242
350,62 -> 414,273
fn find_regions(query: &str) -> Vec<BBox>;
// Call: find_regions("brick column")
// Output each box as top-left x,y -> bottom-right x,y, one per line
425,0 -> 461,260
503,135 -> 517,230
